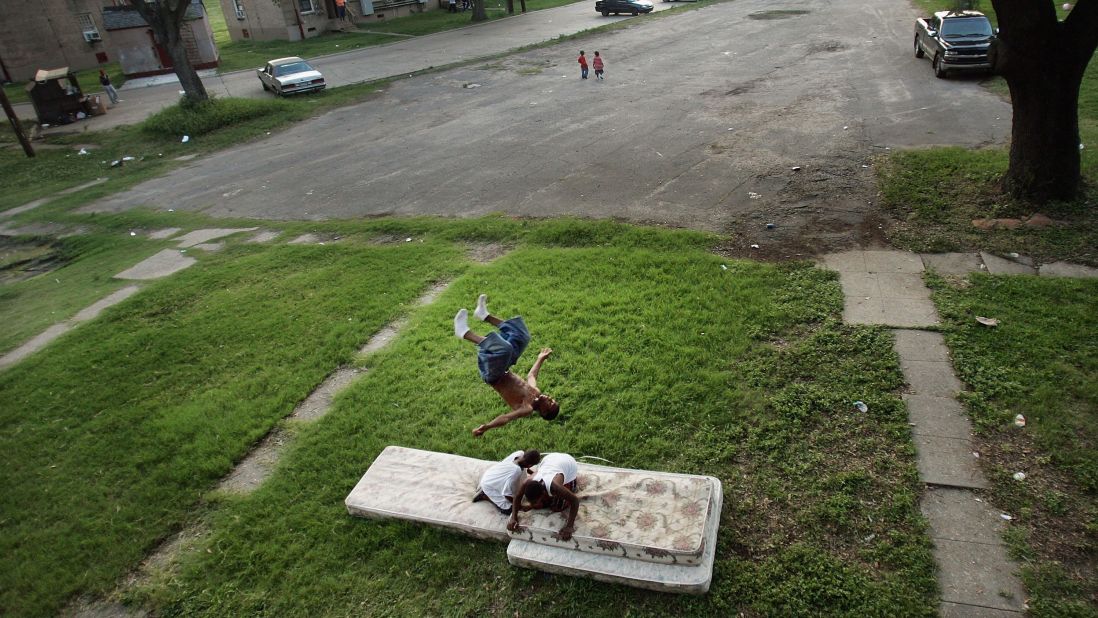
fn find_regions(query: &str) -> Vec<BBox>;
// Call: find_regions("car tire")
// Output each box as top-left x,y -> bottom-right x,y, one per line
914,37 -> 924,58
601,9 -> 608,14
933,54 -> 947,78
632,8 -> 638,14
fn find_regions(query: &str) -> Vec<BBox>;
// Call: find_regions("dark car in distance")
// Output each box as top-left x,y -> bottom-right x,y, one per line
595,0 -> 653,15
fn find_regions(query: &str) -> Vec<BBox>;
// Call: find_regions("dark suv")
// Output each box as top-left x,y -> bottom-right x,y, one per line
595,0 -> 653,15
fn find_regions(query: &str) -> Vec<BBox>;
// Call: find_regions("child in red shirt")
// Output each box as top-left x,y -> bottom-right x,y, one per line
578,50 -> 589,80
592,51 -> 604,80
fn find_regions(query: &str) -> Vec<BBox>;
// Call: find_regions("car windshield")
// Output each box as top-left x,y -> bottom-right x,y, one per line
940,18 -> 993,38
274,62 -> 313,77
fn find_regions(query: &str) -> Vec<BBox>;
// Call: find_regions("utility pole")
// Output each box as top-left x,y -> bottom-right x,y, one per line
0,86 -> 34,158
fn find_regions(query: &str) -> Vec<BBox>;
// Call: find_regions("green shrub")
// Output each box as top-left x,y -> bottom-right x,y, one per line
140,97 -> 292,137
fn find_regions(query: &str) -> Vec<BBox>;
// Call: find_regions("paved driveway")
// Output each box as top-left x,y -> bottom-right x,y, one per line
85,0 -> 1011,252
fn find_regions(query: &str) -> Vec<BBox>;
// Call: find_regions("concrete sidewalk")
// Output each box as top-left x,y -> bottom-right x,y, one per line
14,1 -> 674,133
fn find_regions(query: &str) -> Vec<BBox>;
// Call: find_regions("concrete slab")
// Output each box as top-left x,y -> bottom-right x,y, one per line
289,233 -> 320,245
291,367 -> 363,421
174,227 -> 257,248
843,295 -> 886,325
72,285 -> 141,322
900,359 -> 964,396
940,602 -> 1023,617
1038,261 -> 1098,279
247,230 -> 281,243
903,395 -> 975,440
914,434 -> 988,489
113,249 -> 196,280
506,479 -> 721,595
880,297 -> 939,328
934,537 -> 1026,611
0,323 -> 71,370
217,428 -> 287,494
838,271 -> 880,297
57,177 -> 109,195
147,227 -> 181,240
819,251 -> 867,272
921,487 -> 1006,545
921,253 -> 984,275
864,250 -> 924,274
893,330 -> 950,362
191,242 -> 224,252
1,198 -> 49,218
980,252 -> 1036,276
877,273 -> 931,299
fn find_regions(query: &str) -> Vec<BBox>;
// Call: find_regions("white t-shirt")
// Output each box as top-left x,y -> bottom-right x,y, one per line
478,450 -> 525,510
532,453 -> 577,495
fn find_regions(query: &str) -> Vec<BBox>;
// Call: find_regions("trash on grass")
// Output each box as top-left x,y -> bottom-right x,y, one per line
1001,513 -> 1013,521
747,191 -> 761,199
720,264 -> 728,270
122,156 -> 135,162
750,244 -> 760,249
766,223 -> 775,229
181,135 -> 190,143
975,316 -> 999,327
405,237 -> 412,242
1013,472 -> 1026,481
78,148 -> 89,155
853,401 -> 868,413
1014,414 -> 1026,427
129,231 -> 136,236
464,83 -> 482,89
791,166 -> 801,171
110,160 -> 122,167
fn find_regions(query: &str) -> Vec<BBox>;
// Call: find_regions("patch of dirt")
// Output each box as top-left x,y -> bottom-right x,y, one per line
0,236 -> 69,283
808,41 -> 846,54
747,9 -> 810,19
466,242 -> 511,263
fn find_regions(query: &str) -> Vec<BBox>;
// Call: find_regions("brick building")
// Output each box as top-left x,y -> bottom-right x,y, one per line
0,0 -> 218,82
219,0 -> 432,42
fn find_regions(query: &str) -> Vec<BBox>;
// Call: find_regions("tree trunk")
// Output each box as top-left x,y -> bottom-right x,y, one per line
506,0 -> 514,14
990,0 -> 1097,201
472,0 -> 487,21
128,0 -> 209,104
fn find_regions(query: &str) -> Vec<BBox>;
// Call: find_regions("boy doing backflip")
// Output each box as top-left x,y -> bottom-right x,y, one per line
455,295 -> 559,436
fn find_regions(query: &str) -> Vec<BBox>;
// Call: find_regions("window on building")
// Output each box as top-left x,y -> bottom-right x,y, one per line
234,0 -> 246,19
298,0 -> 317,13
77,13 -> 101,42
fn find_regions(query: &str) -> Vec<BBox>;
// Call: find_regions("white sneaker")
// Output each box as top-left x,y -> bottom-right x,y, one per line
454,309 -> 470,339
474,294 -> 489,321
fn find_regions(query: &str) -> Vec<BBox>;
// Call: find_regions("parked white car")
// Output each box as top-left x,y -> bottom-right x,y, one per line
257,57 -> 326,96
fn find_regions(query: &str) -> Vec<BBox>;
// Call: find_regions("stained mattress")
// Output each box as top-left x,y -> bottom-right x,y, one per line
345,446 -> 719,565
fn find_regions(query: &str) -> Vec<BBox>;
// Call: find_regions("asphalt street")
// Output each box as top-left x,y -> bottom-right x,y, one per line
84,0 -> 1012,249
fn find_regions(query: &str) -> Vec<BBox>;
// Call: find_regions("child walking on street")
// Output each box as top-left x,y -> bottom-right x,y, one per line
578,51 -> 588,80
592,51 -> 605,80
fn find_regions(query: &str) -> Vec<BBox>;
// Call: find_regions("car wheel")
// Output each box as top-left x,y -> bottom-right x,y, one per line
933,54 -> 947,78
601,9 -> 608,14
632,8 -> 638,14
914,37 -> 924,58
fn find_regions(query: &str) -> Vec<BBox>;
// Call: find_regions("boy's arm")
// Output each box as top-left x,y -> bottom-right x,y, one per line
473,405 -> 533,436
526,348 -> 553,387
551,481 -> 580,541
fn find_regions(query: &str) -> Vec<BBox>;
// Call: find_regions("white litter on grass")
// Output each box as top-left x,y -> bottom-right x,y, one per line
750,244 -> 760,249
861,164 -> 870,168
78,148 -> 89,155
122,156 -> 135,161
853,401 -> 868,413
973,451 -> 980,458
405,237 -> 412,242
1013,472 -> 1026,481
655,151 -> 663,157
976,316 -> 999,327
748,191 -> 761,199
464,83 -> 482,89
129,231 -> 136,236
720,264 -> 728,270
1001,513 -> 1013,521
843,126 -> 849,130
181,135 -> 190,143
791,166 -> 801,171
1014,414 -> 1026,427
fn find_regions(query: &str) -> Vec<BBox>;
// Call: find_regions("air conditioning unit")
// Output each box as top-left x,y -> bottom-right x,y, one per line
83,31 -> 101,42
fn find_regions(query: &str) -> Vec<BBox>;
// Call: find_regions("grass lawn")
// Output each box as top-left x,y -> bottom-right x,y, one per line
1,218 -> 937,616
0,237 -> 466,616
927,272 -> 1098,616
883,2 -> 1097,265
2,63 -> 125,106
207,0 -> 585,74
0,233 -> 170,354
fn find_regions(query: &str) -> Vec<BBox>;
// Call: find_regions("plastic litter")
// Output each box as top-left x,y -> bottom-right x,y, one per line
1014,414 -> 1026,427
750,244 -> 760,249
129,231 -> 136,236
1013,472 -> 1026,481
77,148 -> 89,155
747,192 -> 761,199
405,237 -> 412,242
1000,513 -> 1013,521
790,166 -> 801,171
122,156 -> 135,162
720,264 -> 728,270
463,83 -> 482,89
975,316 -> 999,327
853,401 -> 868,413
110,160 -> 121,167
181,135 -> 190,143
973,451 -> 980,458
766,223 -> 775,229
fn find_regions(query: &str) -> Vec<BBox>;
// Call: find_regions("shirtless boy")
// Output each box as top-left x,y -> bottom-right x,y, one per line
454,295 -> 560,436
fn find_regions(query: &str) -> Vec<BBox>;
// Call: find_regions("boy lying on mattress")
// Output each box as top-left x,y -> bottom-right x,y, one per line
453,294 -> 560,437
507,453 -> 580,541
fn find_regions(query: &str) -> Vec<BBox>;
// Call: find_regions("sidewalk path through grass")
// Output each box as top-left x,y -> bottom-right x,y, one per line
816,249 -> 1098,616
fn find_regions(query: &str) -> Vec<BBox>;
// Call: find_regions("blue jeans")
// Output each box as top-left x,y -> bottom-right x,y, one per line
581,67 -> 589,79
477,317 -> 530,384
